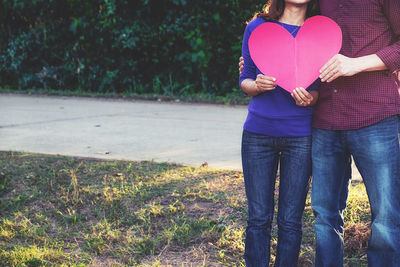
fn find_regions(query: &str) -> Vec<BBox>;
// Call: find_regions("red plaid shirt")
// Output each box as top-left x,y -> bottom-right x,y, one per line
313,0 -> 400,130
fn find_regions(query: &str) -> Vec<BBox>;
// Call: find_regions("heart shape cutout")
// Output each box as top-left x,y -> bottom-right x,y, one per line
248,15 -> 342,93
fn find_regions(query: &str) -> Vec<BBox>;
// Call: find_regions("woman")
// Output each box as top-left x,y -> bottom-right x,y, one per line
239,0 -> 320,266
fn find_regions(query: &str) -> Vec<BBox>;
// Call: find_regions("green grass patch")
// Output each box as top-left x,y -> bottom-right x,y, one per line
0,151 -> 370,266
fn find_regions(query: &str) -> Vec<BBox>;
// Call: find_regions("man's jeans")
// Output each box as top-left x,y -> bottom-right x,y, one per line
312,116 -> 400,267
241,130 -> 312,267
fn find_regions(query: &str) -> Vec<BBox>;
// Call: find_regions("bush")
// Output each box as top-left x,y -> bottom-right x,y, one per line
0,0 -> 265,96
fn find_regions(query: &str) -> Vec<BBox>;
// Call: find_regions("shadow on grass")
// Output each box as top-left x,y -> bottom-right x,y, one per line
0,151 -> 370,266
0,151 -> 246,266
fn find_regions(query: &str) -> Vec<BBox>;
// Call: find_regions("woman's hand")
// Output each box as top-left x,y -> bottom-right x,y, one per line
241,75 -> 276,96
291,88 -> 319,107
239,56 -> 244,75
255,74 -> 276,92
239,56 -> 276,96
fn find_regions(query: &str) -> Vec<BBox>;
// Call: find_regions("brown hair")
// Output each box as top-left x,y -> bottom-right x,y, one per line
251,0 -> 320,22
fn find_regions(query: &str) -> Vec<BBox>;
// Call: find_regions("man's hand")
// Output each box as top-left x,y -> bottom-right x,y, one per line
319,54 -> 363,83
239,56 -> 244,75
291,88 -> 318,106
320,54 -> 387,83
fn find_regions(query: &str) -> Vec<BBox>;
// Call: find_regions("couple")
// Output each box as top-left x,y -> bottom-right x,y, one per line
238,0 -> 400,266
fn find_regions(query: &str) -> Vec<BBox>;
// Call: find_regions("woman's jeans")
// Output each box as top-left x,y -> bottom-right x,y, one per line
241,130 -> 312,267
312,116 -> 400,267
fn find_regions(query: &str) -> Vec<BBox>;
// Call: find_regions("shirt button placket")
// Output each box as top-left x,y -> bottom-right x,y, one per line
332,87 -> 339,129
336,1 -> 344,27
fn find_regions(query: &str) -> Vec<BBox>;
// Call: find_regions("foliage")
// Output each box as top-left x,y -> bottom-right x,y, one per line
0,0 -> 264,96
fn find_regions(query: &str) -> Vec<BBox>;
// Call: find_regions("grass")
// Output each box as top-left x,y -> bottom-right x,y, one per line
0,88 -> 251,106
0,151 -> 370,266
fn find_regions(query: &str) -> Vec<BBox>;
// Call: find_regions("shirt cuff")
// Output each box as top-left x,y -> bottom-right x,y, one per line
376,46 -> 400,73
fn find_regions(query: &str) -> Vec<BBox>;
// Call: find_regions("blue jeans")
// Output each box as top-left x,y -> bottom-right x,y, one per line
312,116 -> 400,267
241,130 -> 312,267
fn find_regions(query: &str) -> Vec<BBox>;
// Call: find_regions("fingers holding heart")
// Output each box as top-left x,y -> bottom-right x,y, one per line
320,57 -> 339,82
255,74 -> 276,91
320,61 -> 342,83
319,54 -> 361,82
292,88 -> 313,106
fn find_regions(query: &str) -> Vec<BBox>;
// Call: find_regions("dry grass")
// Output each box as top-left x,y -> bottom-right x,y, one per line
0,151 -> 370,266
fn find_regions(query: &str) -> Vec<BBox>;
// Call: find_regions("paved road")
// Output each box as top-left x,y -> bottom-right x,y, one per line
0,93 -> 363,180
0,94 -> 247,170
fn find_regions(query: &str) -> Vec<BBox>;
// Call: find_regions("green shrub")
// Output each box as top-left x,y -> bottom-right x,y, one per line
0,0 -> 265,96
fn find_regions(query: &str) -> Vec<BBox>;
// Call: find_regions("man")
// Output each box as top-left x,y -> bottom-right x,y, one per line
312,1 -> 399,266
239,0 -> 400,266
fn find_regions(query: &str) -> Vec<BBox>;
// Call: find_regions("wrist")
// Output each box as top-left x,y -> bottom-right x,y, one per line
354,54 -> 387,73
354,57 -> 366,73
252,81 -> 261,94
347,57 -> 364,76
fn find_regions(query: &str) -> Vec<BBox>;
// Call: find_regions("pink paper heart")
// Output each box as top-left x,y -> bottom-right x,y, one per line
248,15 -> 342,93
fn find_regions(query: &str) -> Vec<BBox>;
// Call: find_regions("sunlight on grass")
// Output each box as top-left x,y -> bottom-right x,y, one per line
344,181 -> 370,223
0,245 -> 68,266
0,151 -> 370,266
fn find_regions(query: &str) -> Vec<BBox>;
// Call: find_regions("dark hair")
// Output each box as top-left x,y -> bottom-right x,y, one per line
251,0 -> 320,22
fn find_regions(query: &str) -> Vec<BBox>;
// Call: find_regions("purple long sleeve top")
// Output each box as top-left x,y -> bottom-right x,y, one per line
240,17 -> 320,137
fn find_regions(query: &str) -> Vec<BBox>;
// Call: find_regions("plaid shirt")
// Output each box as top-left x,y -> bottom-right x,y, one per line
312,0 -> 400,130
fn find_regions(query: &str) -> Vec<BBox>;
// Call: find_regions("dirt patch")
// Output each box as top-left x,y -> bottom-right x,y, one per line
344,223 -> 370,254
201,174 -> 243,194
140,243 -> 220,267
89,257 -> 124,266
185,201 -> 234,221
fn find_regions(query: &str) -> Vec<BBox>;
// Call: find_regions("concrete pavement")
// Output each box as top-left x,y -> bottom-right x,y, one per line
0,93 -> 362,180
0,94 -> 247,170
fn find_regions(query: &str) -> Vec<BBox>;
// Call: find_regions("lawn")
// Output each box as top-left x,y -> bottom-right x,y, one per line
0,151 -> 370,266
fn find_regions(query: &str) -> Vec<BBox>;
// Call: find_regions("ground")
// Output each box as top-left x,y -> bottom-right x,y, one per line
0,152 -> 370,266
